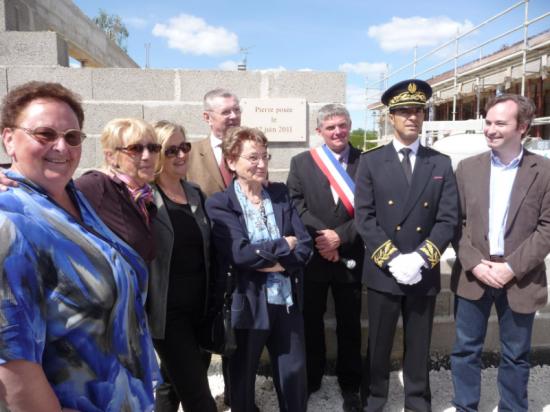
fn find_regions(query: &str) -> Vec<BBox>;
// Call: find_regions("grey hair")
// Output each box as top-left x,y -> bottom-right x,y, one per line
203,88 -> 240,111
316,104 -> 351,128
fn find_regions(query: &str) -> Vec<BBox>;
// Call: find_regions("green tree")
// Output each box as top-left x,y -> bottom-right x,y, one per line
93,9 -> 129,52
349,128 -> 379,151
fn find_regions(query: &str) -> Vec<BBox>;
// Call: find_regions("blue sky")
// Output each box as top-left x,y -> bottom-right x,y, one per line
73,0 -> 549,130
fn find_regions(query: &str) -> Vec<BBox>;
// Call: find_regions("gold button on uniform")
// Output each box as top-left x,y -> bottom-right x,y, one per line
388,200 -> 394,205
396,225 -> 401,231
416,226 -> 422,232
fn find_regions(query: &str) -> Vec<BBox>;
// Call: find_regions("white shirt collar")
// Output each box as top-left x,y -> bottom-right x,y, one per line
392,137 -> 420,155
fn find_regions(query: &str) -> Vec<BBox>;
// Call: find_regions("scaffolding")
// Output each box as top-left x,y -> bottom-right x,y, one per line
366,0 -> 550,145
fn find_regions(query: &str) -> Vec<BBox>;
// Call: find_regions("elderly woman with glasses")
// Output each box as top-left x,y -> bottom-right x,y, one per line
0,82 -> 159,411
146,120 -> 217,412
206,126 -> 313,412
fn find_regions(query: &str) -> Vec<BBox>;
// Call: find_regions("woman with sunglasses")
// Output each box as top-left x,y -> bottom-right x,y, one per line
75,118 -> 162,264
146,120 -> 217,412
0,82 -> 159,411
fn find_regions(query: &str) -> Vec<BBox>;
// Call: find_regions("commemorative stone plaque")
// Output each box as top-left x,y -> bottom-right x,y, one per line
241,98 -> 307,142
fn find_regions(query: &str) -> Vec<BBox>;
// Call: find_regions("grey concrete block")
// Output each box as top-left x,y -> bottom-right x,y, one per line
267,170 -> 289,183
267,146 -> 309,170
0,147 -> 9,164
177,70 -> 262,101
82,102 -> 143,134
0,31 -> 66,66
266,71 -> 346,103
0,67 -> 7,99
92,69 -> 176,101
6,66 -> 93,99
435,291 -> 452,317
78,136 -> 98,169
143,103 -> 208,137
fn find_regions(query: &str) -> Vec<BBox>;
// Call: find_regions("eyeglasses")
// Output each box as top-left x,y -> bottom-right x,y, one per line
209,107 -> 242,117
239,153 -> 271,165
164,142 -> 192,157
116,143 -> 162,155
13,126 -> 86,147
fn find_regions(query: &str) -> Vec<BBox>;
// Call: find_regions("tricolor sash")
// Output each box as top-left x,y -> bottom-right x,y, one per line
310,145 -> 355,217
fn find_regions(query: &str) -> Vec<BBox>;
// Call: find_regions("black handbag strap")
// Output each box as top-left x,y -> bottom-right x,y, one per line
224,265 -> 236,305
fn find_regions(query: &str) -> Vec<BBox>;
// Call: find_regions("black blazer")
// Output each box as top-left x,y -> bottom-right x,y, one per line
354,143 -> 459,295
206,181 -> 313,330
287,145 -> 364,283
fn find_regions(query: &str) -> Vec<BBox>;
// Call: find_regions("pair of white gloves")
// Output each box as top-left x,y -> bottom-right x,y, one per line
387,252 -> 426,285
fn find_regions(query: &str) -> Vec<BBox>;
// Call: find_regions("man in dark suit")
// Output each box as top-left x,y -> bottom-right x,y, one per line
355,79 -> 459,412
187,88 -> 241,197
287,104 -> 363,412
451,94 -> 550,412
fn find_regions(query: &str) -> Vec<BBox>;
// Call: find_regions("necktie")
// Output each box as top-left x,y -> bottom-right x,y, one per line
400,148 -> 412,184
219,155 -> 233,187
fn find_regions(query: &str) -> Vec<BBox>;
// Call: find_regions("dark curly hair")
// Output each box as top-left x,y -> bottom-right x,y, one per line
1,81 -> 84,130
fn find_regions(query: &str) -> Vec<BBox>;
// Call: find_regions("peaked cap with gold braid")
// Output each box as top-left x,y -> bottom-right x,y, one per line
381,79 -> 432,110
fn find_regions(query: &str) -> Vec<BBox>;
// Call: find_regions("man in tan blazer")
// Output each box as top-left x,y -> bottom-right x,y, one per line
451,94 -> 550,412
186,88 -> 241,197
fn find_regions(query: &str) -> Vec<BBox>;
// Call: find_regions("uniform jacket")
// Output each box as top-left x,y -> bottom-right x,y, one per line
147,181 -> 212,339
186,137 -> 226,197
451,149 -> 550,313
287,145 -> 364,283
206,181 -> 313,330
355,142 -> 459,295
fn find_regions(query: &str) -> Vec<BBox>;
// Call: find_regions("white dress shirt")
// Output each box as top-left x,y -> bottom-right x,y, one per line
488,150 -> 523,256
209,133 -> 223,165
392,138 -> 420,171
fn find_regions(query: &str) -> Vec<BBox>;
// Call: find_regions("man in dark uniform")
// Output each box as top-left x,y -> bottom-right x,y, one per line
287,104 -> 363,412
354,79 -> 459,412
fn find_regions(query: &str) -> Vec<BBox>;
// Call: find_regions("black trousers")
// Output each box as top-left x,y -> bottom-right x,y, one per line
303,280 -> 362,393
153,312 -> 217,412
361,288 -> 436,412
230,304 -> 307,412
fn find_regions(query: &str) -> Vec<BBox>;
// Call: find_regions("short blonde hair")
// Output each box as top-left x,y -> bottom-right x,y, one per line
100,118 -> 157,168
152,120 -> 187,175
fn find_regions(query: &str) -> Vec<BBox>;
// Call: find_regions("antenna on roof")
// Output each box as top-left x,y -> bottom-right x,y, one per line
238,46 -> 254,71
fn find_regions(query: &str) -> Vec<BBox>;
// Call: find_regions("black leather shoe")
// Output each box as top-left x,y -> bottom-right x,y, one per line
342,391 -> 362,412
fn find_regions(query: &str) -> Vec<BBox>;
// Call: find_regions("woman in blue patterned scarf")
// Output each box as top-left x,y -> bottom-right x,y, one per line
0,81 -> 159,412
206,127 -> 313,412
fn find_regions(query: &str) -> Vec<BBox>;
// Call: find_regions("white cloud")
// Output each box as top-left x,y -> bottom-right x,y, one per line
259,66 -> 287,72
125,16 -> 148,29
219,60 -> 239,71
368,16 -> 474,52
346,84 -> 367,112
339,61 -> 388,77
152,14 -> 239,56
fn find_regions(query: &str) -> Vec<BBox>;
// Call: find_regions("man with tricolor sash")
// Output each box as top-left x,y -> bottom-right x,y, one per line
355,79 -> 459,412
287,104 -> 363,412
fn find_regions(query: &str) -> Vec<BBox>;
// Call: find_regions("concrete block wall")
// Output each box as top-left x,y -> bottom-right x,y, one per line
0,31 -> 68,66
0,66 -> 346,177
0,0 -> 138,68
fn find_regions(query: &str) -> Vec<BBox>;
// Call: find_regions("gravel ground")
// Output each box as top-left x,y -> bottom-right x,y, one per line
205,362 -> 550,412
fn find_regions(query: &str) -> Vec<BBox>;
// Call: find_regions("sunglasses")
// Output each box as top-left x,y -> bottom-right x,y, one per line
13,126 -> 86,147
116,143 -> 162,155
164,142 -> 192,157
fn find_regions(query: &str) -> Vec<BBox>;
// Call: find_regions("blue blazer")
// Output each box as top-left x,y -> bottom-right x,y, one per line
206,181 -> 313,330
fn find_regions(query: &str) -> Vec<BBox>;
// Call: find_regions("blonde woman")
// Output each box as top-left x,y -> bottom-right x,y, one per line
148,120 -> 217,412
76,118 -> 161,263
